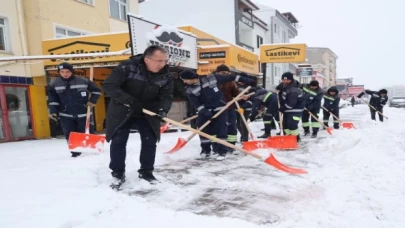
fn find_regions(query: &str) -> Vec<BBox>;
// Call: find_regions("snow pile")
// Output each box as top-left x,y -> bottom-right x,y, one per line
1,105 -> 405,228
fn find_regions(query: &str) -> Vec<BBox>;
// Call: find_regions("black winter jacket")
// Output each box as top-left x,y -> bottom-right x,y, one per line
102,54 -> 173,142
323,86 -> 340,111
48,75 -> 101,118
365,90 -> 388,108
303,85 -> 323,113
277,80 -> 305,113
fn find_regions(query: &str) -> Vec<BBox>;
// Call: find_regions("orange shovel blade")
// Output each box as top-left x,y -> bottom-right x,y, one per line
68,132 -> 105,153
160,123 -> 170,133
165,137 -> 188,154
267,135 -> 298,150
264,154 -> 307,174
326,127 -> 333,135
242,140 -> 271,151
342,122 -> 356,129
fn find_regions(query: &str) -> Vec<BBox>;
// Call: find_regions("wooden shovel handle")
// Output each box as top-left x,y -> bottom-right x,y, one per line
235,101 -> 254,140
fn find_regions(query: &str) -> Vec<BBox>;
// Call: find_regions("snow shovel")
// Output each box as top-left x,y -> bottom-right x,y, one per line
360,98 -> 388,120
235,101 -> 255,140
160,114 -> 198,133
68,66 -> 106,153
144,109 -> 307,174
321,106 -> 356,129
305,108 -> 333,135
165,87 -> 252,154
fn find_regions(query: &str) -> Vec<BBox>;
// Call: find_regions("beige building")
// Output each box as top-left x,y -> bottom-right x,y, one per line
0,0 -> 138,142
305,47 -> 338,87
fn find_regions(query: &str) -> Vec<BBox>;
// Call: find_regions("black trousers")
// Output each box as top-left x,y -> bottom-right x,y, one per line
370,107 -> 384,122
236,110 -> 250,142
323,109 -> 340,129
61,117 -> 93,155
109,118 -> 157,174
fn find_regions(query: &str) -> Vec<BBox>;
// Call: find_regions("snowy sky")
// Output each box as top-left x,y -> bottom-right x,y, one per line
254,0 -> 405,90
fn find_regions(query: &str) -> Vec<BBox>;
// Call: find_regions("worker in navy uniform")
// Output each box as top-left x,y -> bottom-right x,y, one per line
302,80 -> 323,138
277,72 -> 305,142
357,89 -> 388,122
215,64 -> 243,153
180,70 -> 253,161
323,86 -> 341,129
249,88 -> 278,138
47,62 -> 102,157
103,45 -> 173,187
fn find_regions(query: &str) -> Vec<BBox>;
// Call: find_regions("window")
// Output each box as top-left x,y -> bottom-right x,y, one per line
0,17 -> 10,52
110,0 -> 128,21
283,30 -> 287,43
256,35 -> 263,48
55,26 -> 88,38
77,0 -> 94,5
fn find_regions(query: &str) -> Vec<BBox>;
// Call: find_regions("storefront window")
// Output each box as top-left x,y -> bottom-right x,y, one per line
5,86 -> 33,138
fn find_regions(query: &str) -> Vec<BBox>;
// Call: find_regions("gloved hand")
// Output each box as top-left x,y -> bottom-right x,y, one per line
278,106 -> 286,113
199,108 -> 213,118
49,113 -> 58,121
329,109 -> 334,112
156,109 -> 167,121
306,104 -> 314,110
128,100 -> 143,114
357,91 -> 365,98
87,102 -> 96,108
249,115 -> 255,122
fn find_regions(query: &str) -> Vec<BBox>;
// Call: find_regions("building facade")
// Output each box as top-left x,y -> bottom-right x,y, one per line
0,0 -> 139,142
306,47 -> 338,87
254,3 -> 299,89
139,0 -> 263,52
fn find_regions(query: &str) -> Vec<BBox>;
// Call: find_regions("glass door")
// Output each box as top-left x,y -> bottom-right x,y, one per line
4,86 -> 34,140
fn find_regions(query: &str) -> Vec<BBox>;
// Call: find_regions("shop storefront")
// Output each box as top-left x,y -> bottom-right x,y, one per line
197,43 -> 260,77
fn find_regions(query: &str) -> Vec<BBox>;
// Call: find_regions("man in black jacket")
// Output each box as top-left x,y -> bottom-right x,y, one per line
357,89 -> 388,122
48,62 -> 102,157
103,45 -> 173,188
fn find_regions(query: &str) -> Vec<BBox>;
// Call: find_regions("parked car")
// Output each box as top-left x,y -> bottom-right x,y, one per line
389,97 -> 405,108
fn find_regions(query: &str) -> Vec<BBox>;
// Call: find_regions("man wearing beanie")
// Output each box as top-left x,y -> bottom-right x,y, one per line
277,72 -> 305,142
180,69 -> 253,160
323,86 -> 341,129
302,80 -> 323,138
357,88 -> 388,122
47,62 -> 102,157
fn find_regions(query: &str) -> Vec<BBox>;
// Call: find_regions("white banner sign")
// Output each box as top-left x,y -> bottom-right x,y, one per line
127,14 -> 198,69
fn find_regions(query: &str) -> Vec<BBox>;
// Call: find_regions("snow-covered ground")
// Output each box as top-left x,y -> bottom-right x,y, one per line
1,105 -> 405,228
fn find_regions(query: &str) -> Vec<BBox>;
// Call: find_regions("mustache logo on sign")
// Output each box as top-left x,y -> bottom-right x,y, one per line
156,31 -> 184,43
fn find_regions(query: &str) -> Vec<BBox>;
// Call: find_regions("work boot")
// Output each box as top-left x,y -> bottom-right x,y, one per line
311,132 -> 318,138
216,152 -> 226,161
110,171 -> 126,190
138,170 -> 158,184
304,131 -> 310,136
71,152 -> 81,157
296,134 -> 301,142
200,150 -> 211,158
258,133 -> 270,139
